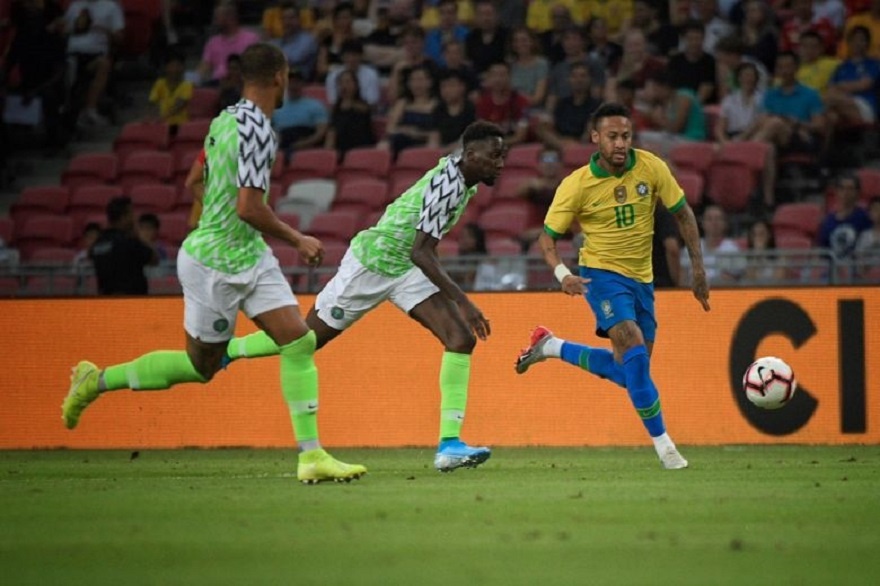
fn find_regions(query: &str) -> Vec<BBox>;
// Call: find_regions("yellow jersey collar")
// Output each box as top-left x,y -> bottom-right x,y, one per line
589,149 -> 637,178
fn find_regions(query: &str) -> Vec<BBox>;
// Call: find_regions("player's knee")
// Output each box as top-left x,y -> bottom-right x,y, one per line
445,329 -> 476,354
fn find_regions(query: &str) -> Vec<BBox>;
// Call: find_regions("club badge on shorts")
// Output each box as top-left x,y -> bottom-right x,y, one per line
614,185 -> 627,203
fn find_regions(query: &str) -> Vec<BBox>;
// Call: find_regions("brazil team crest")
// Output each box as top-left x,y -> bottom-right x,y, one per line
636,181 -> 650,197
613,185 -> 627,203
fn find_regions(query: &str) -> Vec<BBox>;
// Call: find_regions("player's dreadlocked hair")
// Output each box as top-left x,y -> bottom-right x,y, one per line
461,121 -> 504,147
590,102 -> 632,130
240,43 -> 287,86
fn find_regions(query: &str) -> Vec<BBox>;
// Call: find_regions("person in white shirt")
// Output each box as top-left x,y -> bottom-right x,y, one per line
64,0 -> 125,125
681,204 -> 744,284
324,39 -> 381,107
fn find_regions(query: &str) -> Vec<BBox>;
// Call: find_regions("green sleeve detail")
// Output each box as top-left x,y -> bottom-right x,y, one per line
667,195 -> 686,214
543,225 -> 563,240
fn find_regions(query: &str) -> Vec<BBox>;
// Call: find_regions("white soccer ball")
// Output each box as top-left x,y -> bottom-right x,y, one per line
742,356 -> 797,410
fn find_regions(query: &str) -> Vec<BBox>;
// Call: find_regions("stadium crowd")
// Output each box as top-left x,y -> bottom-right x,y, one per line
1,0 -> 879,296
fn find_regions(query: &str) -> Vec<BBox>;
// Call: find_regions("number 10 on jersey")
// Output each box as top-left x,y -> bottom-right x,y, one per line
614,204 -> 636,228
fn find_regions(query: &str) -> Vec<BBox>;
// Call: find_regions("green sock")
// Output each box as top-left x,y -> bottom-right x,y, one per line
102,351 -> 206,391
226,331 -> 280,360
279,331 -> 320,449
439,351 -> 471,440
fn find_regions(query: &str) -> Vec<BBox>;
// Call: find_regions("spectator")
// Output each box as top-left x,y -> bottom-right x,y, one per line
855,197 -> 880,260
439,40 -> 481,99
387,25 -> 439,103
738,0 -> 778,73
380,65 -> 439,156
538,62 -> 602,150
715,34 -> 770,99
616,78 -> 653,132
587,16 -> 623,73
64,0 -> 125,126
652,205 -> 682,288
325,70 -> 376,159
582,0 -> 634,38
510,26 -> 550,107
668,20 -> 717,104
0,235 -> 21,267
3,0 -> 66,150
779,0 -> 837,56
149,50 -> 193,135
640,71 -> 707,150
316,2 -> 356,82
325,40 -> 381,107
752,52 -> 826,158
262,1 -> 316,40
619,0 -> 680,58
362,7 -> 402,77
465,0 -> 510,76
516,148 -> 566,245
539,3 -> 574,65
819,174 -> 872,259
273,68 -> 329,162
425,0 -> 469,66
796,30 -> 840,94
545,26 -> 606,112
419,0 -> 474,31
825,26 -> 880,128
527,0 -> 576,33
475,62 -> 530,145
717,62 -> 765,141
429,70 -> 477,149
198,4 -> 259,84
138,213 -> 168,262
681,204 -> 743,285
90,197 -> 158,295
692,0 -> 735,53
497,0 -> 528,29
839,0 -> 880,59
272,2 -> 318,80
73,222 -> 102,267
217,54 -> 243,111
606,28 -> 666,103
814,0 -> 847,30
744,218 -> 785,282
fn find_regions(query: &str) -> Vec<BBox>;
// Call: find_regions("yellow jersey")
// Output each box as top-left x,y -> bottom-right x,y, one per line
149,78 -> 193,126
544,148 -> 685,283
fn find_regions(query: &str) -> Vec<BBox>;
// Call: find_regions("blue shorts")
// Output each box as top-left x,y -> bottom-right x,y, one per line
581,267 -> 657,342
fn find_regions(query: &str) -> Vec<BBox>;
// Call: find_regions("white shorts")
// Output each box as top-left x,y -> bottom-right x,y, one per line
177,248 -> 298,343
314,249 -> 440,330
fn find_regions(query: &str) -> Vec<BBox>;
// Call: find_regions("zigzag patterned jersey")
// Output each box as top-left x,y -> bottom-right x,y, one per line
183,99 -> 275,274
350,154 -> 477,278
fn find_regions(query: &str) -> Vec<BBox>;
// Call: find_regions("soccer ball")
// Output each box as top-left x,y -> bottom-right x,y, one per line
742,356 -> 797,409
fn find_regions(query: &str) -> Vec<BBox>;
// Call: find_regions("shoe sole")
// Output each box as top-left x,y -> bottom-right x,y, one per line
299,470 -> 367,485
435,450 -> 492,473
515,330 -> 552,375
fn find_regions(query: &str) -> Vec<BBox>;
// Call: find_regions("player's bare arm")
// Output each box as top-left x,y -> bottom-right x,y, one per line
236,186 -> 324,265
411,231 -> 491,340
673,204 -> 711,311
537,231 -> 589,296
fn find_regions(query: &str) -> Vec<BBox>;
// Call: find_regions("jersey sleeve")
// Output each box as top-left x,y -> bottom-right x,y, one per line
416,161 -> 464,240
236,117 -> 275,191
148,80 -> 162,104
543,172 -> 581,239
653,156 -> 686,213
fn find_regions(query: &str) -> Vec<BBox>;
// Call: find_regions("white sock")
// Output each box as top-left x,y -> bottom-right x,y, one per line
651,432 -> 675,458
542,336 -> 564,358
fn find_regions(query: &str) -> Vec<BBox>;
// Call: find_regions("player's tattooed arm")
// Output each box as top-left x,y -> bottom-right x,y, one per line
538,231 -> 588,296
673,204 -> 711,311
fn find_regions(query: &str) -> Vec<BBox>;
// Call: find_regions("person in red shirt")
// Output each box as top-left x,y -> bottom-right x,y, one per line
780,0 -> 838,55
475,61 -> 530,145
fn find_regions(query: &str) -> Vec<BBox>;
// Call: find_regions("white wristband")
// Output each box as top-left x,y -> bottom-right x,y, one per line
554,263 -> 573,283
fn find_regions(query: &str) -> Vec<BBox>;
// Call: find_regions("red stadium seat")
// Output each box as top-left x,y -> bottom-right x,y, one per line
17,215 -> 75,259
68,185 -> 124,230
62,153 -> 119,189
130,184 -> 178,214
395,146 -> 445,170
674,170 -> 704,207
562,143 -> 598,172
171,120 -> 211,160
30,247 -> 77,264
775,233 -> 813,250
492,169 -> 538,201
772,202 -> 823,240
11,186 -> 70,228
156,212 -> 191,246
706,161 -> 755,213
308,210 -> 359,245
284,148 -> 338,184
302,83 -> 329,107
332,178 -> 389,218
119,151 -> 173,193
479,201 -> 534,240
856,168 -> 880,203
336,148 -> 392,188
188,88 -> 220,120
669,141 -> 716,177
114,122 -> 169,164
505,143 -> 543,171
486,237 -> 522,256
173,148 -> 202,191
0,216 -> 13,244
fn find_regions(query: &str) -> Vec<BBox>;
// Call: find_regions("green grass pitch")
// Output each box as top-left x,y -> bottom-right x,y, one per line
2,446 -> 880,586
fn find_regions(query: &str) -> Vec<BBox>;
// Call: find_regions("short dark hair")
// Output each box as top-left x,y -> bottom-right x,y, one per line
439,69 -> 467,84
849,25 -> 872,44
461,120 -> 504,147
777,50 -> 799,66
590,102 -> 631,130
735,61 -> 760,80
106,196 -> 132,224
227,53 -> 241,66
681,19 -> 705,36
334,2 -> 354,18
341,39 -> 364,55
83,222 -> 101,235
799,30 -> 823,44
402,24 -> 425,40
165,49 -> 185,66
138,213 -> 160,230
487,60 -> 510,72
715,35 -> 745,55
239,43 -> 286,85
836,173 -> 861,190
